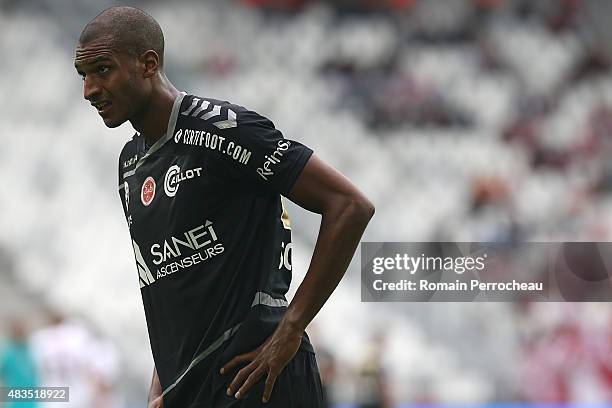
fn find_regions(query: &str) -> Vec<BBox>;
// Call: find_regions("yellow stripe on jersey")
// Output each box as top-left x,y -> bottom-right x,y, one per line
281,199 -> 291,230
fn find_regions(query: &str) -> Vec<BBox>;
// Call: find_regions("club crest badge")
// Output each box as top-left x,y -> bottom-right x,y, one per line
141,176 -> 156,206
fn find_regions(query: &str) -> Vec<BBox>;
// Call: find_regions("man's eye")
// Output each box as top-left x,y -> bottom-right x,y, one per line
97,66 -> 110,74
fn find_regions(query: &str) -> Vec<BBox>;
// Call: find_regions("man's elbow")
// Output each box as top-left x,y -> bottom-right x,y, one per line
359,195 -> 376,221
344,193 -> 375,224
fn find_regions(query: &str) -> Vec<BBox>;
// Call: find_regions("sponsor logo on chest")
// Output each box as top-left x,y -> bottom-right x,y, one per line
164,165 -> 203,197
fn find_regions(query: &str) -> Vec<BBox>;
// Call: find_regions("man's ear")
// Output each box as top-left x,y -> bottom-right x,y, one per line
140,50 -> 160,78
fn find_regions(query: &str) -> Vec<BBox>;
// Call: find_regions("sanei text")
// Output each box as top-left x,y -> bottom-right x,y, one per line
150,220 -> 225,279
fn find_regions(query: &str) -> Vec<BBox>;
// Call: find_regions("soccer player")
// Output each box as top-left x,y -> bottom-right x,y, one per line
75,6 -> 374,407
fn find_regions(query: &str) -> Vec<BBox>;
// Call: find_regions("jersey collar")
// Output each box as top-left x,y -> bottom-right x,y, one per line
125,92 -> 187,178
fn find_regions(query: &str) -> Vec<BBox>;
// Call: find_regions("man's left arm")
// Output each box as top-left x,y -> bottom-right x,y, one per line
221,154 -> 375,403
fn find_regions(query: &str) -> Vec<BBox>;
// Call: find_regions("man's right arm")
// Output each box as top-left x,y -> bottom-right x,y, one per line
148,367 -> 163,408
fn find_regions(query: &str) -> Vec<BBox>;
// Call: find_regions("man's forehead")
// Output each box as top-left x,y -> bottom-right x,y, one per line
74,36 -> 118,67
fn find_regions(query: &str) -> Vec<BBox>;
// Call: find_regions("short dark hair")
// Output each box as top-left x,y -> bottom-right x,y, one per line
79,6 -> 165,68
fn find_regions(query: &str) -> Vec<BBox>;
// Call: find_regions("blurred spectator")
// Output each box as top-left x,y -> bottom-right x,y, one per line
316,347 -> 337,408
30,311 -> 120,408
518,305 -> 612,403
356,333 -> 392,408
0,320 -> 39,408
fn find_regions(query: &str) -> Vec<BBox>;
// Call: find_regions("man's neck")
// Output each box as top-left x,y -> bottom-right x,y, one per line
131,75 -> 180,148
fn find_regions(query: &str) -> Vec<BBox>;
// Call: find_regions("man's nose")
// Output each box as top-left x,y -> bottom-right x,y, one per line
83,76 -> 102,101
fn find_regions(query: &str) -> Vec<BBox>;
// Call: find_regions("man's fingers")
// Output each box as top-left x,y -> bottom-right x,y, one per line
220,352 -> 254,375
227,361 -> 256,396
262,369 -> 278,403
235,366 -> 266,399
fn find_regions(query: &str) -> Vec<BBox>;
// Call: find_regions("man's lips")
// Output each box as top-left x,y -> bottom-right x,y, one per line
91,100 -> 113,115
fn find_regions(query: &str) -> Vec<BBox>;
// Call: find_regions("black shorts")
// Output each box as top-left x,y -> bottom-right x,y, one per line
210,350 -> 325,408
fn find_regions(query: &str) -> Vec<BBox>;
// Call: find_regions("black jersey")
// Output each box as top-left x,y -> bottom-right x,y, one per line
117,93 -> 314,406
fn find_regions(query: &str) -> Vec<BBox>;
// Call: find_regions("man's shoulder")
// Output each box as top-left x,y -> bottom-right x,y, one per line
177,94 -> 272,134
182,94 -> 245,112
118,133 -> 140,169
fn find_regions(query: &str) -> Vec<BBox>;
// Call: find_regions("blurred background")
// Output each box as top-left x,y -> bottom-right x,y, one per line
2,0 -> 612,406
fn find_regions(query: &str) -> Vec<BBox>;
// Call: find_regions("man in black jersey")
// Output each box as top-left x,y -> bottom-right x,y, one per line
75,6 -> 374,408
